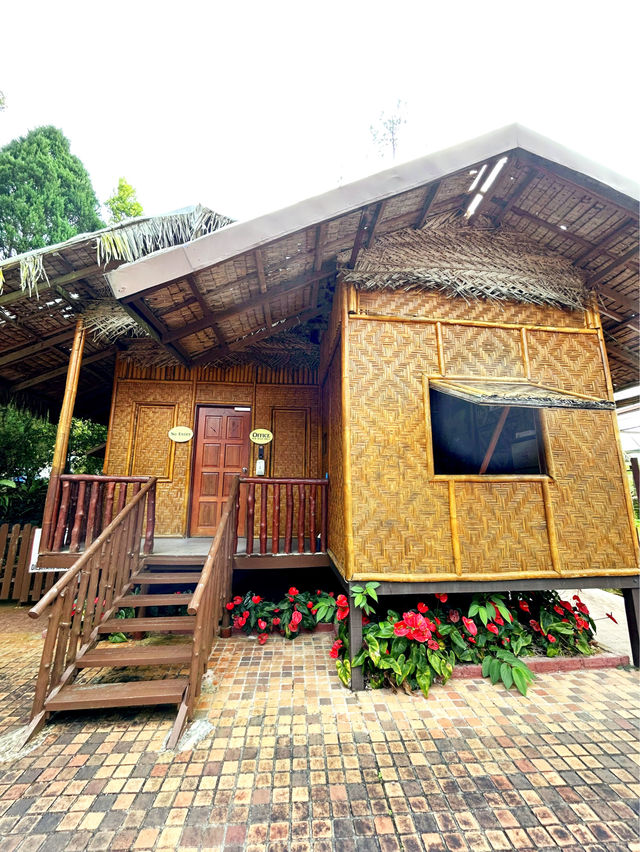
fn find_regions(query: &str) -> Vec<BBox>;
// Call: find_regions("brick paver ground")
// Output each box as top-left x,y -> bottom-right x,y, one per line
0,602 -> 638,851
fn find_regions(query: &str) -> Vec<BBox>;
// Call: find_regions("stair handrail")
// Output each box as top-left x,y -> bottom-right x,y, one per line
25,475 -> 158,741
30,476 -> 158,619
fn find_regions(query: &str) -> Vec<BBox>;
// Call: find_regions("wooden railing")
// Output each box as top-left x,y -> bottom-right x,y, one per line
237,477 -> 328,555
47,475 -> 156,555
177,476 -> 238,743
26,478 -> 157,735
0,523 -> 63,603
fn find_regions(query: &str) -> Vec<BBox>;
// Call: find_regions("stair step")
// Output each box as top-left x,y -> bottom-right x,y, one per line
98,616 -> 196,634
143,556 -> 206,567
45,678 -> 188,711
132,572 -> 201,585
117,594 -> 194,607
76,645 -> 192,668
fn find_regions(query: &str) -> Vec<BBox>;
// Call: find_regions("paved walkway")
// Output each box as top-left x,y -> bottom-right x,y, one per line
0,603 -> 638,852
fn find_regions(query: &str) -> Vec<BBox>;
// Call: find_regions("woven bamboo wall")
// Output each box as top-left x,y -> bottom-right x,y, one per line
105,360 -> 320,537
322,340 -> 346,574
347,288 -> 638,581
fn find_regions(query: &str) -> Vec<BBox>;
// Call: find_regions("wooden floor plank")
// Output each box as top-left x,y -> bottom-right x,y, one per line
97,616 -> 196,633
116,594 -> 194,607
45,678 -> 188,710
77,645 -> 192,668
131,572 -> 202,585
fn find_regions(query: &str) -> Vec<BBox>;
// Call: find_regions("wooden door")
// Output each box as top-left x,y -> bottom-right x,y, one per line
190,407 -> 251,537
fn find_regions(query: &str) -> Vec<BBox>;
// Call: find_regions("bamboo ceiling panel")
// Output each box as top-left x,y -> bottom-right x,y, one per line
357,289 -> 586,328
545,408 -> 637,574
144,281 -> 193,312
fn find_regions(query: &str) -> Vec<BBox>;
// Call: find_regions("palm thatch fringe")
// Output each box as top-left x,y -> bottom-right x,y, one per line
340,214 -> 587,310
0,205 -> 233,295
83,302 -> 149,343
96,206 -> 233,266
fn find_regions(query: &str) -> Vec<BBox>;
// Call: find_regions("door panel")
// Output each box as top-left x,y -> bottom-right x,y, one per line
190,406 -> 250,537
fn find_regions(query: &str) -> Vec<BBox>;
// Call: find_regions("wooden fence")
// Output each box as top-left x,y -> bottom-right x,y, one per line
0,524 -> 62,604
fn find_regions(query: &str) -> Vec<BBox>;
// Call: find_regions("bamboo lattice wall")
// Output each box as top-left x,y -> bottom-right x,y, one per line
347,287 -> 638,582
105,362 -> 320,537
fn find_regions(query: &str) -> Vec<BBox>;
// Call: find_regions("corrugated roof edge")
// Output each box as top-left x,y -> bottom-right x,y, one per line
106,124 -> 640,301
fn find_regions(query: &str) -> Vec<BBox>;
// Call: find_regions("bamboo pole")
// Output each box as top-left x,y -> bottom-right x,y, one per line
541,479 -> 562,575
435,322 -> 445,375
422,376 -> 435,476
41,318 -> 86,552
520,328 -> 531,379
341,281 -> 355,581
448,481 -> 462,577
349,312 -> 599,335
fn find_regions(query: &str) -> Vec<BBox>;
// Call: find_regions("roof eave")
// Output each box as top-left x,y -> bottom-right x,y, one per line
106,123 -> 640,301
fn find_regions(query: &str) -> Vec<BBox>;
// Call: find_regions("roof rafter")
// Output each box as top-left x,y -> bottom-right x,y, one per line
254,249 -> 272,329
185,274 -> 228,351
11,347 -> 117,391
0,328 -> 76,367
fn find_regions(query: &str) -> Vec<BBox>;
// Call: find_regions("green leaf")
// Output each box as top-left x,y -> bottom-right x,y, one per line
478,606 -> 488,627
481,657 -> 492,678
416,668 -> 432,698
366,636 -> 381,666
336,659 -> 351,686
500,663 -> 513,690
366,583 -> 379,602
391,636 -> 408,656
468,602 -> 479,617
489,658 -> 501,685
512,667 -> 529,696
351,650 -> 366,668
351,585 -> 364,594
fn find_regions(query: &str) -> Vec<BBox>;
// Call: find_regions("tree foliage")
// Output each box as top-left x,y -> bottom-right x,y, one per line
0,405 -> 107,523
105,177 -> 144,223
370,100 -> 406,160
0,126 -> 104,258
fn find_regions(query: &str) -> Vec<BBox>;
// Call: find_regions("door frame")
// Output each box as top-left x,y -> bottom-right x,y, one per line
187,403 -> 252,537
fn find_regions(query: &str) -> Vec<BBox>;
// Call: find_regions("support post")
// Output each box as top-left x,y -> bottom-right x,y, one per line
622,587 -> 639,668
40,318 -> 86,552
348,584 -> 364,691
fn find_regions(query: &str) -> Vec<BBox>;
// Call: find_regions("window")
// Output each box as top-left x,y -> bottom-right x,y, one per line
429,389 -> 545,475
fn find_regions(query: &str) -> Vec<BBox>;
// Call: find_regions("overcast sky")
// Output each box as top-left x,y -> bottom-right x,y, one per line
1,1 -> 638,223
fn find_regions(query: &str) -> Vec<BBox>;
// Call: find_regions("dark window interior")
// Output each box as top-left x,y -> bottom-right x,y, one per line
430,389 -> 546,475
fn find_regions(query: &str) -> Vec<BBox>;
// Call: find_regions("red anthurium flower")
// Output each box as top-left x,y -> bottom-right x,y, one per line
448,609 -> 460,623
606,612 -> 618,624
553,605 -> 564,616
336,594 -> 348,608
362,615 -> 370,625
288,587 -> 299,596
502,638 -> 510,645
257,619 -> 267,630
291,610 -> 303,626
486,623 -> 499,634
435,593 -> 448,603
316,589 -> 323,595
233,596 -> 242,605
529,619 -> 541,632
462,616 -> 477,636
427,639 -> 440,651
394,621 -> 409,637
329,592 -> 335,598
258,633 -> 268,645
468,636 -> 476,643
274,608 -> 280,613
243,610 -> 250,618
329,639 -> 343,659
288,596 -> 294,602
417,602 -> 429,613
336,606 -> 349,621
560,600 -> 573,611
577,602 -> 589,616
312,608 -> 318,615
519,600 -> 530,612
307,601 -> 314,609
573,594 -> 581,602
272,617 -> 281,626
494,614 -> 504,626
434,616 -> 441,625
547,634 -> 556,643
251,595 -> 262,604
225,602 -> 235,611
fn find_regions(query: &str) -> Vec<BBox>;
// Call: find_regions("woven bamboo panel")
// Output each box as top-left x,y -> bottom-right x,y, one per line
271,409 -> 309,477
130,404 -> 176,478
442,324 -> 524,378
527,331 -> 608,397
106,380 -> 193,536
455,482 -> 550,575
348,320 -> 454,575
358,289 -> 586,328
322,345 -> 346,573
195,383 -> 253,405
545,409 -> 637,574
255,386 -> 319,479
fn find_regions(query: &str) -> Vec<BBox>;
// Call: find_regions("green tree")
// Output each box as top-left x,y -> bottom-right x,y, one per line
370,100 -> 406,160
105,177 -> 143,223
0,126 -> 104,258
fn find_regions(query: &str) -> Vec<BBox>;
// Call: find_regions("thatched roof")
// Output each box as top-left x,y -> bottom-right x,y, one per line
340,213 -> 587,310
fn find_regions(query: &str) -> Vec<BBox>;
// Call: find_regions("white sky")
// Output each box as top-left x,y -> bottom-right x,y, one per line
1,1 -> 638,222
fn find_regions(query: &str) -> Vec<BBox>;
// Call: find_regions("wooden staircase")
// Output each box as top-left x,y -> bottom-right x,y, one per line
22,479 -> 237,749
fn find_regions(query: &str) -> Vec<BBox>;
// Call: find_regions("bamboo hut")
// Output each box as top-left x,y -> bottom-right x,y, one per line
1,125 -> 638,727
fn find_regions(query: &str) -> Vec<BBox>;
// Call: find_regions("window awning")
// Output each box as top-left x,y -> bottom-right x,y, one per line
429,379 -> 615,410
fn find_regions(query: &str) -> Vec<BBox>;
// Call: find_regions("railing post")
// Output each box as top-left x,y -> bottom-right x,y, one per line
321,482 -> 328,552
144,481 -> 156,554
234,482 -> 241,554
52,481 -> 71,552
259,483 -> 268,555
297,484 -> 305,553
310,485 -> 317,554
85,482 -> 100,550
285,484 -> 293,554
272,483 -> 280,554
246,483 -> 255,555
69,480 -> 86,553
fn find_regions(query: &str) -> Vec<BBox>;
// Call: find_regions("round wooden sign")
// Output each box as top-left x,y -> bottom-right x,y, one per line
168,426 -> 194,443
249,428 -> 273,445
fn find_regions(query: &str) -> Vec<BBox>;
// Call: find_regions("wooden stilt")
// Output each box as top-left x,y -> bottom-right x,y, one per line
622,587 -> 639,668
41,318 -> 86,552
348,584 -> 364,691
